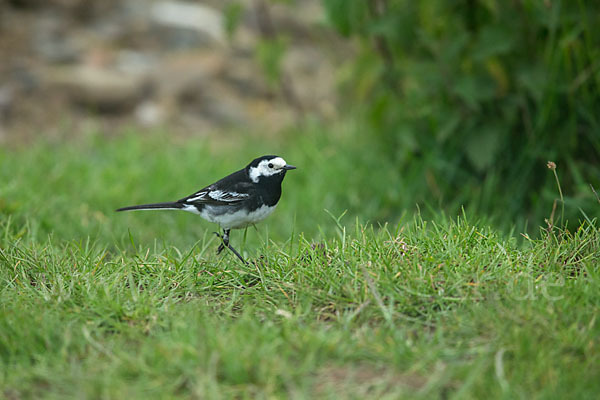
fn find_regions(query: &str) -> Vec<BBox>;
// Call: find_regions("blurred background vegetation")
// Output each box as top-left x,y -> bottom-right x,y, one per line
320,0 -> 600,232
1,0 -> 599,242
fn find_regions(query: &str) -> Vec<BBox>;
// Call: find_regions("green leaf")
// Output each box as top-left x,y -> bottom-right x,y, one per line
321,0 -> 369,36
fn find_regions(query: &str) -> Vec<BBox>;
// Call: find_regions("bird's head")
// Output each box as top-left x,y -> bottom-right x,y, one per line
247,155 -> 296,183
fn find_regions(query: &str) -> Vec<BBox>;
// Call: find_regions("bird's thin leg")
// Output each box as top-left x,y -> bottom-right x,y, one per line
224,243 -> 248,265
214,229 -> 248,265
215,230 -> 226,255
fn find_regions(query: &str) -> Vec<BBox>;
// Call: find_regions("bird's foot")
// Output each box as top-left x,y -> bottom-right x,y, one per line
213,231 -> 247,264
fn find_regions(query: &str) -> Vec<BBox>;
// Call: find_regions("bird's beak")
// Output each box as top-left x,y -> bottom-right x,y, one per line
283,164 -> 297,170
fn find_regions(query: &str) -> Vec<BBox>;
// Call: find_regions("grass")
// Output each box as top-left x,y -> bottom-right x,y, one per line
1,130 -> 599,398
0,123 -> 412,246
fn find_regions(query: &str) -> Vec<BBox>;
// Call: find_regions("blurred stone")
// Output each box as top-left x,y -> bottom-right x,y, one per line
82,46 -> 116,68
179,81 -> 249,126
0,0 -> 342,140
135,100 -> 166,126
222,55 -> 271,98
268,0 -> 327,38
0,85 -> 14,141
115,50 -> 158,75
44,65 -> 149,112
33,13 -> 82,63
229,25 -> 260,54
240,0 -> 326,40
283,46 -> 337,116
150,1 -> 225,47
153,51 -> 224,98
246,99 -> 295,132
6,0 -> 45,9
0,85 -> 14,120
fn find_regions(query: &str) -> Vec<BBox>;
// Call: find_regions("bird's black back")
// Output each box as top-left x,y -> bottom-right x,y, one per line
178,165 -> 286,210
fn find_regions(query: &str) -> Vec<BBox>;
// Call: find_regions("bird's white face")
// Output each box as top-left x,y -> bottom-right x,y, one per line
249,157 -> 288,183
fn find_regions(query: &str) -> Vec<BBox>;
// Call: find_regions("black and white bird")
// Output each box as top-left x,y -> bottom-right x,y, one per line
116,155 -> 296,264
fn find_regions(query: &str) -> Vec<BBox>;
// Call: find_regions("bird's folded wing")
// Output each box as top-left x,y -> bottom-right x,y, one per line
181,187 -> 251,205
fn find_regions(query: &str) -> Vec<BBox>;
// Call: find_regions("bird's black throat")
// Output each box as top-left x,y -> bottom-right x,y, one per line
254,172 -> 286,207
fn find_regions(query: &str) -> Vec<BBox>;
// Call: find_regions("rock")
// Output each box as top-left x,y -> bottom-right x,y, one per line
135,100 -> 166,126
152,51 -> 224,98
239,0 -> 326,41
150,1 -> 225,47
0,0 -> 342,138
115,50 -> 158,75
283,46 -> 337,116
0,85 -> 14,141
32,12 -> 82,63
0,85 -> 15,120
44,65 -> 149,112
221,54 -> 271,98
178,81 -> 249,126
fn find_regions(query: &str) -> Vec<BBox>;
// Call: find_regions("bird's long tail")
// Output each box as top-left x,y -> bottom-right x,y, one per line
116,202 -> 184,212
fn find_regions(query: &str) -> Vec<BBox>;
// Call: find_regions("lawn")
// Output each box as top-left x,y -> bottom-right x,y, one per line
1,129 -> 599,399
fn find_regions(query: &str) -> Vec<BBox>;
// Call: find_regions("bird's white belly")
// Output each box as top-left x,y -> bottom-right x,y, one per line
195,204 -> 277,229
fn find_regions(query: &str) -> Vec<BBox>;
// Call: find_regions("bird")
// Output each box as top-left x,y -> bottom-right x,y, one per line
116,155 -> 296,264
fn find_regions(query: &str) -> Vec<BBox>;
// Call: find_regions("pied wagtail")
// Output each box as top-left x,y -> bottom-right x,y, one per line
116,155 -> 296,264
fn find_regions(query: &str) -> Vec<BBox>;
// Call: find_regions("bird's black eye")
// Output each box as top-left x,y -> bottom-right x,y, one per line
268,163 -> 274,168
